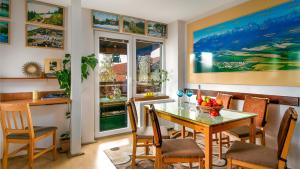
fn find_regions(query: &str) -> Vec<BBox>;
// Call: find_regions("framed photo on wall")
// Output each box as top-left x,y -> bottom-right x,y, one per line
26,0 -> 64,28
44,58 -> 62,75
0,20 -> 9,44
0,0 -> 10,19
26,24 -> 64,49
123,16 -> 145,35
147,21 -> 167,38
92,10 -> 120,32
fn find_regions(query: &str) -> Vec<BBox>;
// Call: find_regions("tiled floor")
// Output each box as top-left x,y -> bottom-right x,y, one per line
5,133 -> 132,169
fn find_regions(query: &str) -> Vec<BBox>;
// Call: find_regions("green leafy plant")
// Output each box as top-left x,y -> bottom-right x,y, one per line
56,53 -> 98,97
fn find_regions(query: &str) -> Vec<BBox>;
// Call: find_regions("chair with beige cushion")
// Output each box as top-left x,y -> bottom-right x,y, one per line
1,103 -> 57,169
226,107 -> 298,169
224,95 -> 269,145
149,104 -> 204,169
127,98 -> 170,169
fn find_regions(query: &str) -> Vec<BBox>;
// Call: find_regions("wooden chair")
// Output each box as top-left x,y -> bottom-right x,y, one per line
149,104 -> 204,169
224,95 -> 269,145
226,107 -> 298,169
0,103 -> 57,169
127,99 -> 170,169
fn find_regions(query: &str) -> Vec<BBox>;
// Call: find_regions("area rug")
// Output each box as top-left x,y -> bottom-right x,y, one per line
104,132 -> 229,169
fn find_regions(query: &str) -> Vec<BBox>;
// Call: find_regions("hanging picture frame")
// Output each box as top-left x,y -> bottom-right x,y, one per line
122,16 -> 145,35
44,58 -> 62,76
26,0 -> 64,28
92,10 -> 120,32
0,20 -> 9,44
0,0 -> 10,19
26,24 -> 64,49
147,21 -> 167,38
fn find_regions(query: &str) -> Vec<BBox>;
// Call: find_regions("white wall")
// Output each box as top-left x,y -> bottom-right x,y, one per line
0,0 -> 96,158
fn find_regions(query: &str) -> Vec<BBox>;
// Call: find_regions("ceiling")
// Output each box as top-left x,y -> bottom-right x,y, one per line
39,0 -> 248,23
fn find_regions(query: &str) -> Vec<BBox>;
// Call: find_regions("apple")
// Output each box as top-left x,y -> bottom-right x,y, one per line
210,109 -> 220,117
197,97 -> 203,105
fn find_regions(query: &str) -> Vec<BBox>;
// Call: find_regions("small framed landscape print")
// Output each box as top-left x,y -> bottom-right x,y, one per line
44,58 -> 62,75
147,21 -> 167,38
26,24 -> 64,49
0,0 -> 10,18
123,16 -> 145,35
92,10 -> 120,32
0,21 -> 9,44
26,0 -> 64,27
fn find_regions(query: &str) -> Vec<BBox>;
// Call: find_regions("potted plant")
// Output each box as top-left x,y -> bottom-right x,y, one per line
56,53 -> 98,153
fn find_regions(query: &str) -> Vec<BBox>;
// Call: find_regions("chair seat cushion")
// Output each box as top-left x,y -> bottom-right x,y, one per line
226,126 -> 263,138
226,141 -> 277,168
162,138 -> 204,158
7,126 -> 57,139
137,126 -> 170,139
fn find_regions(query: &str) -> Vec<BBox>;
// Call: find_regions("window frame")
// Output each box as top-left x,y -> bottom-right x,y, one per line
132,36 -> 166,97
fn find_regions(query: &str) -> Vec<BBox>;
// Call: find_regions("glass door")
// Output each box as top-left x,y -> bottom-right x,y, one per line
95,32 -> 132,137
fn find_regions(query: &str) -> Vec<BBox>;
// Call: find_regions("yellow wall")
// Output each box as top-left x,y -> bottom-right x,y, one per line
187,0 -> 300,86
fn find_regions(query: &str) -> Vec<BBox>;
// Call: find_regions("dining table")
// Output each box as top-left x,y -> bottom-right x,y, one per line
144,102 -> 257,169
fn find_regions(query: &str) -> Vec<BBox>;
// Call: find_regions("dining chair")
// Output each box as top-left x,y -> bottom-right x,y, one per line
226,107 -> 298,169
224,95 -> 269,145
127,98 -> 170,169
0,103 -> 57,169
149,104 -> 204,169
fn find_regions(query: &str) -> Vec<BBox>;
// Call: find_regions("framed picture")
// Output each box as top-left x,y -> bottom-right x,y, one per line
44,58 -> 62,74
26,24 -> 64,49
147,21 -> 167,38
26,0 -> 64,27
187,0 -> 300,86
0,20 -> 9,44
123,16 -> 145,35
92,10 -> 120,32
0,0 -> 10,18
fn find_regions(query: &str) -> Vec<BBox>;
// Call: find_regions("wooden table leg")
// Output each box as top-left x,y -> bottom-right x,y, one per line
204,128 -> 212,169
249,117 -> 256,144
218,132 -> 222,160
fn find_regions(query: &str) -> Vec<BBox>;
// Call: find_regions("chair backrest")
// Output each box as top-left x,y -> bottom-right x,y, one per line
216,93 -> 233,109
277,107 -> 298,164
242,95 -> 269,128
126,98 -> 138,132
149,104 -> 162,147
0,103 -> 34,138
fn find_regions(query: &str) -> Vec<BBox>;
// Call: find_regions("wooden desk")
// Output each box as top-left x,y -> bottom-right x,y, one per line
0,98 -> 71,106
144,102 -> 257,169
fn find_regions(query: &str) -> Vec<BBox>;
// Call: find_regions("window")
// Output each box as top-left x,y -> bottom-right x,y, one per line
136,40 -> 163,94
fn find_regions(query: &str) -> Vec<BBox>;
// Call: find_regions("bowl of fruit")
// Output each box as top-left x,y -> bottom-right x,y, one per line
197,96 -> 223,116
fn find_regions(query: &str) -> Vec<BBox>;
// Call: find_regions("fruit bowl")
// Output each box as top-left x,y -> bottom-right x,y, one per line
198,105 -> 223,113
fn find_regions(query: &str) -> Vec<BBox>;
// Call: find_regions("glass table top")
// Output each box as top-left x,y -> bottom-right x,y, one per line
152,102 -> 257,126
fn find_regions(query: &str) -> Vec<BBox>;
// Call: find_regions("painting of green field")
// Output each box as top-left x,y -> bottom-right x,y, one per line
123,16 -> 145,35
27,25 -> 64,49
0,0 -> 9,18
27,1 -> 64,27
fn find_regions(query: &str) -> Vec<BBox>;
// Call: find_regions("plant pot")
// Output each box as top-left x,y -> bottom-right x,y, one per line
60,139 -> 70,153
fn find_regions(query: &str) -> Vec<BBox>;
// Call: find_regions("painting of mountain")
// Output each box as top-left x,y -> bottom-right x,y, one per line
193,0 -> 300,73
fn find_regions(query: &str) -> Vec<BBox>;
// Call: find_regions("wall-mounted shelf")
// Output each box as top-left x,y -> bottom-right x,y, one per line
0,77 -> 57,80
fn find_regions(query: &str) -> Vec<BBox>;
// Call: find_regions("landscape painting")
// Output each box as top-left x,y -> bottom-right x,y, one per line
0,0 -> 9,18
123,16 -> 145,35
0,21 -> 8,44
26,25 -> 64,49
27,1 -> 64,27
92,10 -> 119,32
147,21 -> 167,38
193,0 -> 300,73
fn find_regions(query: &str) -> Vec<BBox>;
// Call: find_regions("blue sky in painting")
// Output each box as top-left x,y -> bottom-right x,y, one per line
193,0 -> 300,43
93,11 -> 118,21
